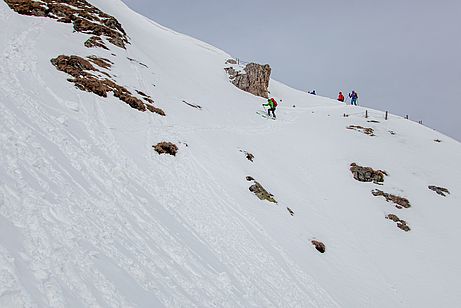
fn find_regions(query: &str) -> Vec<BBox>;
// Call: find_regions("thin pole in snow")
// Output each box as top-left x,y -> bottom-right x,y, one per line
385,111 -> 388,120
405,115 -> 409,119
365,110 -> 368,118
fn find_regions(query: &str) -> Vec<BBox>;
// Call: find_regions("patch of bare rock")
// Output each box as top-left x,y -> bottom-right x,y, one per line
137,91 -> 166,116
311,240 -> 326,253
347,125 -> 375,136
386,214 -> 411,232
225,61 -> 271,98
428,185 -> 450,197
51,55 -> 165,115
372,189 -> 411,209
182,100 -> 202,110
240,150 -> 254,162
350,163 -> 387,183
246,176 -> 277,204
153,142 -> 178,156
84,36 -> 109,50
4,0 -> 128,49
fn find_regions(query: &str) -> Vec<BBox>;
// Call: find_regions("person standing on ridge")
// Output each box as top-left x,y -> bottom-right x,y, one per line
263,97 -> 278,118
349,90 -> 358,105
337,91 -> 345,102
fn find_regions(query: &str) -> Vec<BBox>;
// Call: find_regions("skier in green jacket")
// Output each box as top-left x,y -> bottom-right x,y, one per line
263,97 -> 278,118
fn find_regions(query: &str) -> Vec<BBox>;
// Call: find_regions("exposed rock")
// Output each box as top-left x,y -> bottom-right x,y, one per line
239,150 -> 255,162
87,56 -> 113,70
347,125 -> 375,136
144,103 -> 164,115
428,185 -> 450,197
247,178 -> 277,204
434,139 -> 442,143
311,240 -> 326,253
225,59 -> 237,64
350,163 -> 387,183
127,57 -> 148,68
182,100 -> 202,110
225,63 -> 271,98
153,142 -> 178,156
246,152 -> 255,162
367,120 -> 380,123
51,55 -> 165,115
84,36 -> 109,50
136,91 -> 166,116
372,189 -> 411,209
4,0 -> 129,49
388,130 -> 396,135
386,214 -> 411,232
287,207 -> 294,216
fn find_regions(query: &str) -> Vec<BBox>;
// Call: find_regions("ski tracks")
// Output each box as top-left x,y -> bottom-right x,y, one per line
141,141 -> 340,307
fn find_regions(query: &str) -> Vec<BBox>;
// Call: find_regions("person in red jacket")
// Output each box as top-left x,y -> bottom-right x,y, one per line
337,91 -> 345,102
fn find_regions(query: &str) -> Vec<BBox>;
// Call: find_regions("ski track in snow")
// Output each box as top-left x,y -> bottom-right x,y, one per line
1,1 -> 461,307
0,16 -> 339,308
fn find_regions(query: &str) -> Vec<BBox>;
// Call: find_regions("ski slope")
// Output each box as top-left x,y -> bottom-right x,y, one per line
0,0 -> 460,307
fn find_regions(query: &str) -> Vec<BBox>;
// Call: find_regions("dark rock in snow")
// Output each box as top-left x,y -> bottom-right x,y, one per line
428,185 -> 450,197
153,142 -> 178,156
347,125 -> 375,136
247,178 -> 277,204
386,214 -> 411,232
350,163 -> 387,183
311,240 -> 326,253
372,189 -> 411,209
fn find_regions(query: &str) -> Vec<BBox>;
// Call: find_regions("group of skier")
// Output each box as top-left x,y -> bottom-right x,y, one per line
262,90 -> 359,119
337,90 -> 358,105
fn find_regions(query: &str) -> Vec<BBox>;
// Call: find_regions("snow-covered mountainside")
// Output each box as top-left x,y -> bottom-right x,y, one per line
1,1 -> 460,307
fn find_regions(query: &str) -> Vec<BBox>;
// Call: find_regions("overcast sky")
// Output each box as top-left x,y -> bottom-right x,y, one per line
122,0 -> 461,141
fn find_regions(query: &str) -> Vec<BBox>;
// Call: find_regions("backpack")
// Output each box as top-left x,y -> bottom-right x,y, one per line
270,98 -> 278,107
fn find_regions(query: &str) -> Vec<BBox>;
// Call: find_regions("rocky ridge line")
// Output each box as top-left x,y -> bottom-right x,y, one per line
4,0 -> 129,49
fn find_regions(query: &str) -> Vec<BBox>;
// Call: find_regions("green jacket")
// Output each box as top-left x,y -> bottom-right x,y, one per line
264,98 -> 276,109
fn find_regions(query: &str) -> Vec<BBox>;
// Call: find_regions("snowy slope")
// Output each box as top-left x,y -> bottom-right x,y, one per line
1,0 -> 461,307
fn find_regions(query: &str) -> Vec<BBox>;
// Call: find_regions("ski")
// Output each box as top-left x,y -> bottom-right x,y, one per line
256,111 -> 276,120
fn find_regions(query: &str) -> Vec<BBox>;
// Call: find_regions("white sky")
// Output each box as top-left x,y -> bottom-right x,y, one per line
121,0 -> 461,141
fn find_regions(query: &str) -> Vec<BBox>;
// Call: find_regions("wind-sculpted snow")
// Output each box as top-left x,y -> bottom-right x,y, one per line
0,0 -> 461,307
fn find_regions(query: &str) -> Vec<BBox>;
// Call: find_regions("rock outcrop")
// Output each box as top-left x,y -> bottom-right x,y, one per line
153,142 -> 178,156
372,189 -> 411,209
428,185 -> 450,197
311,240 -> 326,253
225,62 -> 271,98
347,125 -> 375,136
386,214 -> 411,232
240,150 -> 254,162
4,0 -> 128,49
246,177 -> 277,203
51,55 -> 165,115
350,163 -> 387,183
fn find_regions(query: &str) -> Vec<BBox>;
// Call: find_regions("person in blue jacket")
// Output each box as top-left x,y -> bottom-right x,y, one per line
349,90 -> 358,105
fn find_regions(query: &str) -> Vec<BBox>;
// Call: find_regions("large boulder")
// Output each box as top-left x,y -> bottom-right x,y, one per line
225,62 -> 271,98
